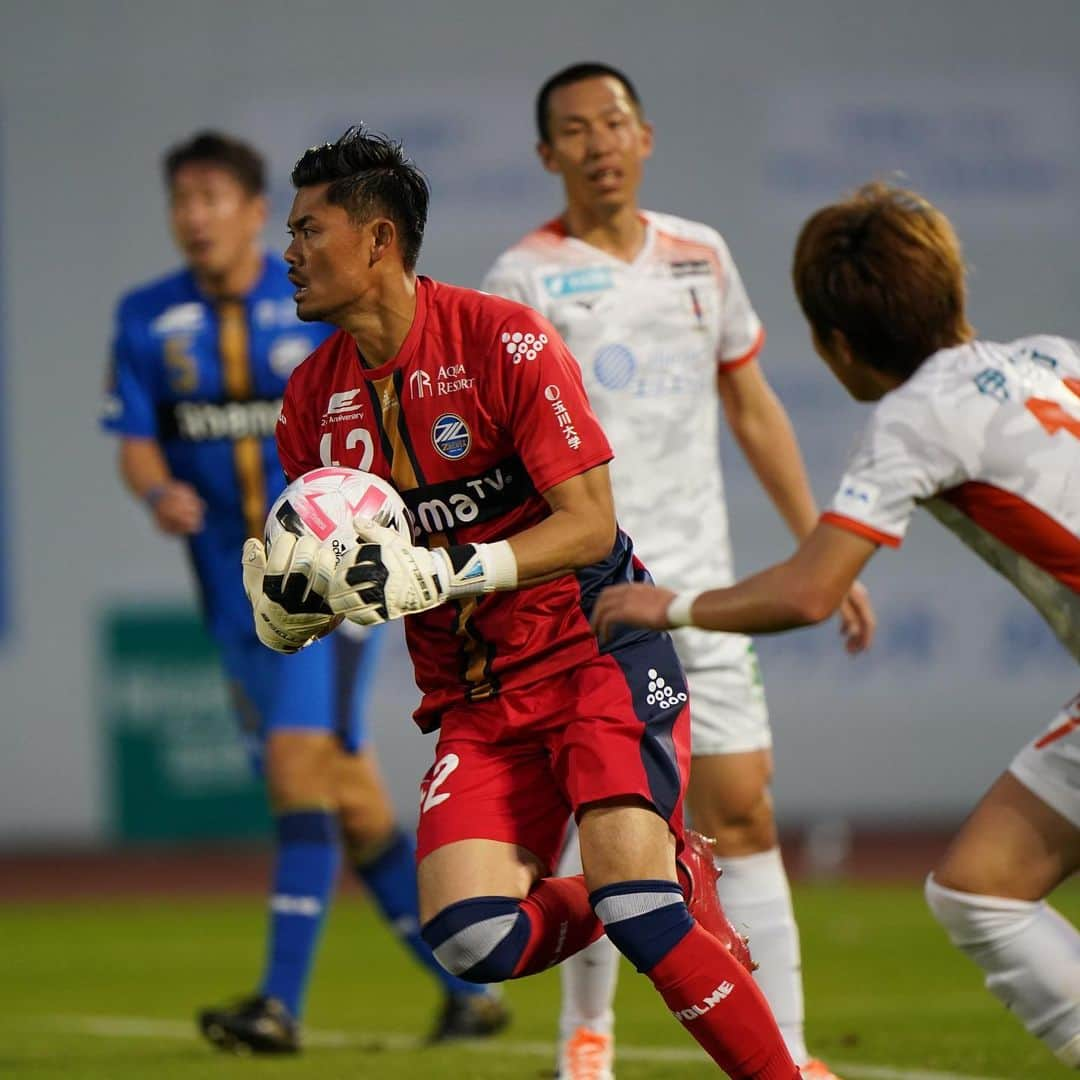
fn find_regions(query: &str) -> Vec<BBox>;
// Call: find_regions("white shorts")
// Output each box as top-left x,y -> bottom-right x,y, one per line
671,627 -> 772,757
1008,692 -> 1080,828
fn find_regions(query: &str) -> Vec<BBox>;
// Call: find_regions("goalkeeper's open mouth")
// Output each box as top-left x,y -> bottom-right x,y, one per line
288,273 -> 309,301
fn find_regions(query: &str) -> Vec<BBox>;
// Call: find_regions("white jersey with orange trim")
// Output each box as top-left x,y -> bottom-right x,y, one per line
824,335 -> 1080,660
483,212 -> 764,666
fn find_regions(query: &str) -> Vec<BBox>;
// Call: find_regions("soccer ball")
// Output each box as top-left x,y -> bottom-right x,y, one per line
264,467 -> 411,564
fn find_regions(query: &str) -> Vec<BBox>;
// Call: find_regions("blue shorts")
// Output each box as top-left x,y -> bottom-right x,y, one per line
218,623 -> 385,775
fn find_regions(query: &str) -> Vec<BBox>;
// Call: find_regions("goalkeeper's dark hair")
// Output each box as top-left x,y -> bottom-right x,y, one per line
163,131 -> 266,196
291,125 -> 429,271
535,62 -> 643,143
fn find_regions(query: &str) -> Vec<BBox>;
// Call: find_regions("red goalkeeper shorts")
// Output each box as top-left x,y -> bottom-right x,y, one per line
415,634 -> 691,872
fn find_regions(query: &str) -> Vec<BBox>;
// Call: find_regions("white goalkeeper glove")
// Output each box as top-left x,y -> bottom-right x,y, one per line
242,533 -> 341,653
327,518 -> 518,625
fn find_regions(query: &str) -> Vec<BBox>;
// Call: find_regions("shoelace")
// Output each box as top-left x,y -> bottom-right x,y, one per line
564,1030 -> 611,1080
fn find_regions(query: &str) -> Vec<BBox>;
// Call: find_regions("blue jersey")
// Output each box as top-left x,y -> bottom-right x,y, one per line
102,254 -> 333,641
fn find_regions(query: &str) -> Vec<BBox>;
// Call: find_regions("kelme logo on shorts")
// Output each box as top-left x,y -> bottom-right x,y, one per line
647,668 -> 688,711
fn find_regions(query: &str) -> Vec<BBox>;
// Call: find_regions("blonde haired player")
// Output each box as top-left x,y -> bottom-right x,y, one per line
594,182 -> 1080,1070
482,62 -> 872,1080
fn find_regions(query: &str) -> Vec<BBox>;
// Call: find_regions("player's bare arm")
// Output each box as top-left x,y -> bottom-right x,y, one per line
507,463 -> 616,585
322,464 -> 616,625
592,522 -> 876,642
718,360 -> 876,652
118,437 -> 205,535
718,359 -> 817,540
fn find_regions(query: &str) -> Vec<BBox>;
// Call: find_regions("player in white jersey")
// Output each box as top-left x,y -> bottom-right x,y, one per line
594,182 -> 1080,1070
482,62 -> 874,1080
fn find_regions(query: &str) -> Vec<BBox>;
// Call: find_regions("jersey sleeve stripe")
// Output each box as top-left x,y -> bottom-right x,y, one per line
942,481 -> 1080,594
718,326 -> 766,372
820,511 -> 903,548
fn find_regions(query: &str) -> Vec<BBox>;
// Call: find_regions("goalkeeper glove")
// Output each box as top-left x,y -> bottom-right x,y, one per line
242,533 -> 341,653
327,519 -> 518,625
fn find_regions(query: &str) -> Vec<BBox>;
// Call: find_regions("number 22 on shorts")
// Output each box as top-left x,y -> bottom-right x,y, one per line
420,752 -> 460,813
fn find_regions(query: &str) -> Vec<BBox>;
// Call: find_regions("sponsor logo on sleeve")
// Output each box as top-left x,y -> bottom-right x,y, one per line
502,330 -> 548,364
834,475 -> 881,515
432,414 -> 471,460
544,385 -> 582,451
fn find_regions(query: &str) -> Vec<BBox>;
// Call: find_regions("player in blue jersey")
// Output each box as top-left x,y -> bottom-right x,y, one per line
102,131 -> 508,1053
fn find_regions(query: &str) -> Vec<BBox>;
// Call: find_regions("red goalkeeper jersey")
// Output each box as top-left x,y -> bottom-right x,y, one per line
277,276 -> 647,731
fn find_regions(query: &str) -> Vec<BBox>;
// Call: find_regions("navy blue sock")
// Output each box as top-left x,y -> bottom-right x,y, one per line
259,810 -> 340,1018
589,879 -> 693,972
354,828 -> 486,998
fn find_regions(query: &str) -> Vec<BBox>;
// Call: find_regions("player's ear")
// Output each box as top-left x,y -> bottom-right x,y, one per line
250,193 -> 270,232
638,118 -> 655,161
537,140 -> 561,175
831,331 -> 858,369
370,218 -> 395,266
813,327 -> 849,369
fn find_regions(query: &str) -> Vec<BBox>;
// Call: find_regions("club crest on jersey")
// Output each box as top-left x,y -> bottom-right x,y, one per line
432,413 -> 471,460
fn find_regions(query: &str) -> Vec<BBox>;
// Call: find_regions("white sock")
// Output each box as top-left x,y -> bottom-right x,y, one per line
715,847 -> 808,1064
926,875 -> 1080,1064
556,823 -> 619,1040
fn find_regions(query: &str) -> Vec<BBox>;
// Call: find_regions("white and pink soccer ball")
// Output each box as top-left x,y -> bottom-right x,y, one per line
264,467 -> 411,564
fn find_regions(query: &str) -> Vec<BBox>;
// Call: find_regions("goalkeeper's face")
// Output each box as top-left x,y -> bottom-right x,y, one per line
285,183 -> 384,326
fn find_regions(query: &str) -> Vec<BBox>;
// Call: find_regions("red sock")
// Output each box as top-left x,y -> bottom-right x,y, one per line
648,923 -> 800,1079
511,874 -> 604,976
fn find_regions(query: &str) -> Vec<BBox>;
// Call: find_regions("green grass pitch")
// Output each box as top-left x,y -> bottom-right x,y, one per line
2,881 -> 1077,1078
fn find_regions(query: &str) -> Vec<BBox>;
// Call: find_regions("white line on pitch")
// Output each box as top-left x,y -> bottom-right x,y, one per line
36,1014 -> 1009,1080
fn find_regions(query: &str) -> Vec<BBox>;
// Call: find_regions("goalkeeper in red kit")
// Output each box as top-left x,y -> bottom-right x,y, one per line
242,124 -> 802,1079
